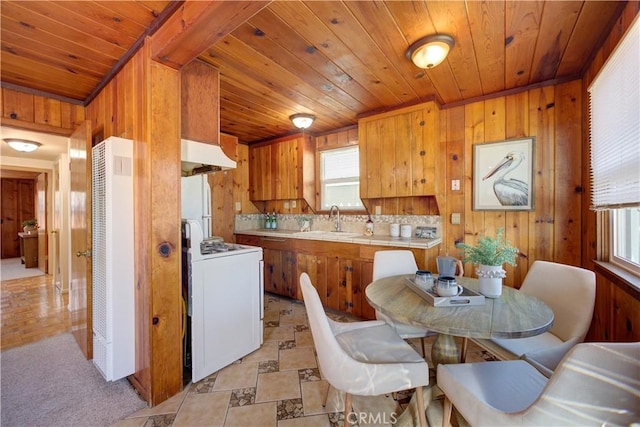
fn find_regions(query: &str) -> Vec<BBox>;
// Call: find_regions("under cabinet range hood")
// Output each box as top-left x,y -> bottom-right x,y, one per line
181,138 -> 236,175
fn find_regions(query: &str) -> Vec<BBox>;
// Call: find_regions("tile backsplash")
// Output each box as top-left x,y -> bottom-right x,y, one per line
235,213 -> 441,238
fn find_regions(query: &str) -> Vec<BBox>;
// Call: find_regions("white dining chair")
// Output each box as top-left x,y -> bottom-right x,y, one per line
471,260 -> 596,376
299,272 -> 429,426
373,250 -> 435,356
437,341 -> 640,427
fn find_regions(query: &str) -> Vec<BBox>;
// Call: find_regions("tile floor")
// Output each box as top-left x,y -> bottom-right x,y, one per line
1,271 -> 496,426
114,294 -> 496,427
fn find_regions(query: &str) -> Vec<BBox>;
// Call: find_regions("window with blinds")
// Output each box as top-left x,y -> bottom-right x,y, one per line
589,16 -> 640,275
588,16 -> 639,210
319,146 -> 364,211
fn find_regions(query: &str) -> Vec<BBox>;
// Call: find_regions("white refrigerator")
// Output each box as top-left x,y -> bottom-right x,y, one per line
181,175 -> 212,238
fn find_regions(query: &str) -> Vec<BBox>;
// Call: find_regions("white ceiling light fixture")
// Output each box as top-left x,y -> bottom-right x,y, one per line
406,34 -> 455,69
4,138 -> 42,153
290,113 -> 315,129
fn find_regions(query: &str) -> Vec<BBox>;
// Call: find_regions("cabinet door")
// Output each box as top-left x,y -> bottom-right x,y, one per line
274,138 -> 299,200
338,259 -> 354,313
358,102 -> 438,198
297,253 -> 328,305
249,145 -> 273,201
264,248 -> 297,298
263,248 -> 282,295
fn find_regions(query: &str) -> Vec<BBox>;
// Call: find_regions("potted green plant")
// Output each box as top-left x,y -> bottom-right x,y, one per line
22,218 -> 38,234
455,227 -> 518,298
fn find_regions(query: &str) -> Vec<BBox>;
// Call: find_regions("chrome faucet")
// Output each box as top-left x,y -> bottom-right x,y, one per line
329,205 -> 341,232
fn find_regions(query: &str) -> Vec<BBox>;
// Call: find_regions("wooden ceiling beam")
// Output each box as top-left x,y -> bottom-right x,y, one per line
149,1 -> 271,70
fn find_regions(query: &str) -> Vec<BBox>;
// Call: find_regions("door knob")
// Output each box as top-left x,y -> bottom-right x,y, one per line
76,250 -> 92,257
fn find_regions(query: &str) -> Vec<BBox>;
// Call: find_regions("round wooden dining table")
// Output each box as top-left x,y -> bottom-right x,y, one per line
365,274 -> 554,366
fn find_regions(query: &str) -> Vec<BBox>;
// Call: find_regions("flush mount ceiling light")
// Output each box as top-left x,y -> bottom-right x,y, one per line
290,113 -> 315,129
4,138 -> 42,153
406,34 -> 455,69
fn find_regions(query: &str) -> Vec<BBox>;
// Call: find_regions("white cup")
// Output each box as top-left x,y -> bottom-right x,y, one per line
390,223 -> 400,237
414,270 -> 433,290
436,276 -> 463,297
400,224 -> 412,238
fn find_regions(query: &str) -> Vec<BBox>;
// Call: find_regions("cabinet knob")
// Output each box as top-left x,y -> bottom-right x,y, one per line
419,150 -> 426,156
420,178 -> 426,184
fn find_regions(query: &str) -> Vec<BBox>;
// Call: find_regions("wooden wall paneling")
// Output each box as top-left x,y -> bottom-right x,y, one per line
33,96 -> 61,127
462,101 -> 486,267
146,58 -> 182,405
481,97 -> 507,242
443,106 -> 465,256
2,89 -> 34,121
92,50 -> 150,400
590,274 -> 612,341
528,86 -> 555,264
553,80 -> 582,266
505,91 -> 531,286
611,283 -> 640,342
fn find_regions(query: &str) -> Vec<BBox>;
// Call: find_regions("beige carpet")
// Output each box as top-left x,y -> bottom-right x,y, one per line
0,257 -> 45,281
1,333 -> 147,426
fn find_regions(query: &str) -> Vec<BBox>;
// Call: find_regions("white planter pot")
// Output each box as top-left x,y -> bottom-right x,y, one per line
476,264 -> 505,298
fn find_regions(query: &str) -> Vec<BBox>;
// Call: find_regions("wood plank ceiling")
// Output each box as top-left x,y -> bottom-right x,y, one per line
0,1 -> 625,144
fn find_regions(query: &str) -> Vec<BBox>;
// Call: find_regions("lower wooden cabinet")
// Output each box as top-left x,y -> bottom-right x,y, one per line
263,248 -> 297,298
236,234 -> 437,320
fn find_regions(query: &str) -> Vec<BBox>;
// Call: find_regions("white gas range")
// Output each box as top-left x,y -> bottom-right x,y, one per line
181,219 -> 264,383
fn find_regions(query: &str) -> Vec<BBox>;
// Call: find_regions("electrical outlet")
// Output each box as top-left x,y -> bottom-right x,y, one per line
451,212 -> 461,225
375,205 -> 382,215
291,200 -> 297,208
451,179 -> 460,191
235,202 -> 241,211
284,201 -> 290,209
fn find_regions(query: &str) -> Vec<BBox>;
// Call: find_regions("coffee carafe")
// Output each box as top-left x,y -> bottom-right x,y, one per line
437,255 -> 464,277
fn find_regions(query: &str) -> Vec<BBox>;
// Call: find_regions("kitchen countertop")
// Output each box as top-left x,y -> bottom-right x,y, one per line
235,229 -> 442,249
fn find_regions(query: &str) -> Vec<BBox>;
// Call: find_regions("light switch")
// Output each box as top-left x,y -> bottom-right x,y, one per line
451,212 -> 461,225
451,179 -> 460,191
284,201 -> 290,209
235,202 -> 241,211
291,200 -> 297,208
375,205 -> 381,215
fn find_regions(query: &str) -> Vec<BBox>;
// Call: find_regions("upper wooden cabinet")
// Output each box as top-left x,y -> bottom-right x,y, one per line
249,133 -> 315,209
358,101 -> 440,198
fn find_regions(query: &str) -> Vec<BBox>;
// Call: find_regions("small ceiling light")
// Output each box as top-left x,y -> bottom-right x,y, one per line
290,113 -> 315,129
4,138 -> 42,153
406,34 -> 455,69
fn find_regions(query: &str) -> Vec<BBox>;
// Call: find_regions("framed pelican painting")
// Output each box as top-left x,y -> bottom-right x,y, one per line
473,137 -> 535,211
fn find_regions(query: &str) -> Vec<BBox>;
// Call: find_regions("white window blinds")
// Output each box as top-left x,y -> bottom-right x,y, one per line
588,16 -> 640,210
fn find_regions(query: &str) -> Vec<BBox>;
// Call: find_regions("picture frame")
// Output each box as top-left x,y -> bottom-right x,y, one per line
473,137 -> 535,211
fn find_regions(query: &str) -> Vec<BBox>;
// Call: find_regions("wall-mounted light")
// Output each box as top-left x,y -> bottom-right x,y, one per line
4,138 -> 42,153
290,113 -> 315,129
406,34 -> 455,69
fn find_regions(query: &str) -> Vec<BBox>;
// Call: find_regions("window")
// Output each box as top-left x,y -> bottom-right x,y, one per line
319,146 -> 364,211
610,208 -> 640,275
589,17 -> 640,275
